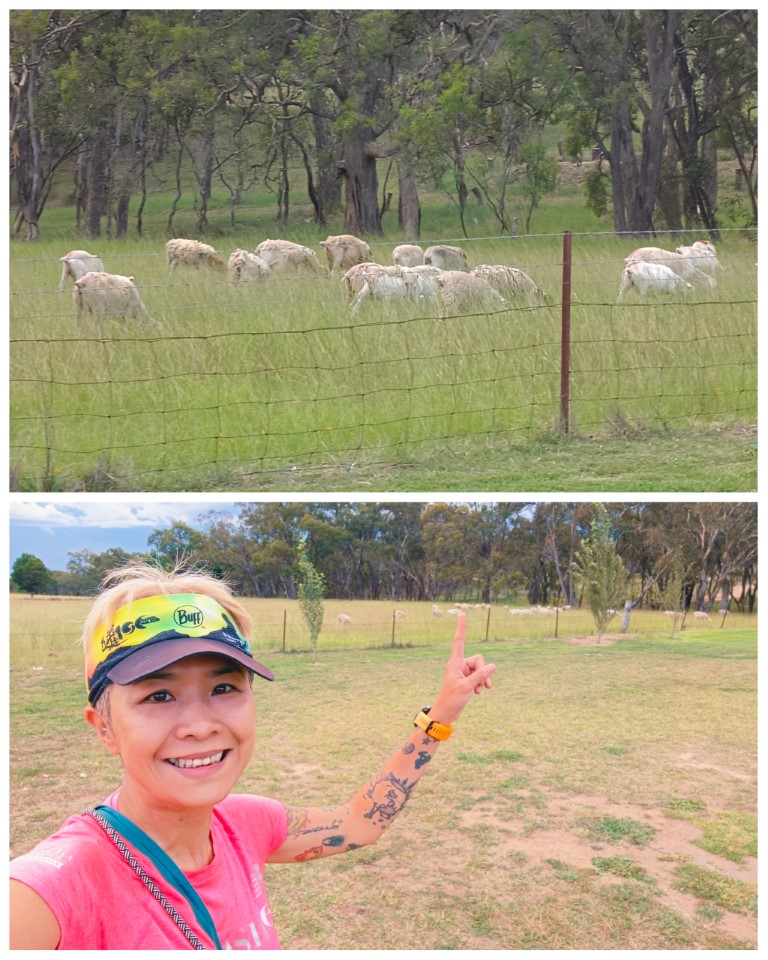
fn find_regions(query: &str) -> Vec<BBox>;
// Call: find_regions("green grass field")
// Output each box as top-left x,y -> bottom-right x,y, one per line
9,220 -> 757,493
10,596 -> 757,949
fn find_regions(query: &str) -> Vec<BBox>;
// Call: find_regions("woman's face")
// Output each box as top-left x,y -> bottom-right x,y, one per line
86,653 -> 257,814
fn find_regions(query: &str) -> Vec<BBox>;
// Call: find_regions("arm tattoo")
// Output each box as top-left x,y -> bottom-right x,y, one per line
415,750 -> 431,770
402,742 -> 415,755
362,772 -> 415,826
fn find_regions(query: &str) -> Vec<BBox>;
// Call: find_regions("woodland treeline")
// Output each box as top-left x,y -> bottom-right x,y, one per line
10,9 -> 757,240
11,503 -> 757,615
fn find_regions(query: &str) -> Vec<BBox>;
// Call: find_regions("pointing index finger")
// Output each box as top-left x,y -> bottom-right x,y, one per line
451,612 -> 466,660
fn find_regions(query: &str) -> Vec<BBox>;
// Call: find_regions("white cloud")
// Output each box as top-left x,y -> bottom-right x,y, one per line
9,502 -> 234,532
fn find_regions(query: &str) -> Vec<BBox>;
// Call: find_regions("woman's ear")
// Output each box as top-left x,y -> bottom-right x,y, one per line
83,705 -> 120,755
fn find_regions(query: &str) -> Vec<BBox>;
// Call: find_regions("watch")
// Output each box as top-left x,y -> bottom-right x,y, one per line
413,706 -> 453,741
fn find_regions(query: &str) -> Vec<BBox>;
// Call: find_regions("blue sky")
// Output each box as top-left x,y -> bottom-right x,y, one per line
9,500 -> 242,571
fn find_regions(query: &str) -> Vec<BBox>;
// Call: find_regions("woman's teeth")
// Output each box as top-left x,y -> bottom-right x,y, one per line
167,751 -> 225,768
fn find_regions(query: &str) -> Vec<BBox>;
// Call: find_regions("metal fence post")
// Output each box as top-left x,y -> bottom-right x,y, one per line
560,230 -> 572,433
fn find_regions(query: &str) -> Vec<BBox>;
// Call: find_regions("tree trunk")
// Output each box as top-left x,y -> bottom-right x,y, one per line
84,127 -> 108,239
311,88 -> 341,219
341,129 -> 382,235
397,155 -> 421,239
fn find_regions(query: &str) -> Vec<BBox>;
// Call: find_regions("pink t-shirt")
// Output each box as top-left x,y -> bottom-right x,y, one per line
10,789 -> 288,950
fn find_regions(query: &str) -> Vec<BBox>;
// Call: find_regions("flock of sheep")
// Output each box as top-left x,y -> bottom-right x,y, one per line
58,232 -> 723,334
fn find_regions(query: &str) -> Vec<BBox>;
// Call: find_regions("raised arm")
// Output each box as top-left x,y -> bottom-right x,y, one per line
268,614 -> 496,863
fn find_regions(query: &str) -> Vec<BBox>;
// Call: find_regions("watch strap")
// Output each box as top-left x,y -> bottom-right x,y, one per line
413,706 -> 453,740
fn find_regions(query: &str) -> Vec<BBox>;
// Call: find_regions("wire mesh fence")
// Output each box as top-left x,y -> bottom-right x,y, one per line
9,230 -> 757,489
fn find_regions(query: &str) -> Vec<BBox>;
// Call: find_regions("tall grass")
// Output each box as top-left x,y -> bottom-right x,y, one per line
9,230 -> 757,491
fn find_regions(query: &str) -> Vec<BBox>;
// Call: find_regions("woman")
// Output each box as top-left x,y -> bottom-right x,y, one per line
10,563 -> 496,949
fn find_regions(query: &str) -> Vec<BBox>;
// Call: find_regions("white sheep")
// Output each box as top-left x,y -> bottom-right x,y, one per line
433,270 -> 505,316
432,604 -> 445,617
693,610 -> 711,620
227,249 -> 269,282
617,261 -> 693,302
675,239 -> 723,276
341,262 -> 388,301
320,234 -> 373,274
72,271 -> 150,335
336,613 -> 353,625
424,244 -> 469,271
470,264 -> 547,305
392,244 -> 425,267
165,238 -> 226,273
394,610 -> 407,619
255,239 -> 327,276
349,264 -> 441,314
625,246 -> 715,287
59,249 -> 105,291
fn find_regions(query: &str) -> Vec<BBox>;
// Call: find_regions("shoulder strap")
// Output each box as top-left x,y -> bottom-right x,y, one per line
90,805 -> 223,950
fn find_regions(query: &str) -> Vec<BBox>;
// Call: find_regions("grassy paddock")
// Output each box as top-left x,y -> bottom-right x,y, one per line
9,229 -> 756,492
10,596 -> 757,948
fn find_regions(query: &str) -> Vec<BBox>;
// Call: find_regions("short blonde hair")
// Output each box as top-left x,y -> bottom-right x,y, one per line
80,561 -> 253,655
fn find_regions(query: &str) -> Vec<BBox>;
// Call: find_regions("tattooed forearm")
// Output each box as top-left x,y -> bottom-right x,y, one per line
362,771 -> 416,825
402,742 -> 415,755
415,750 -> 431,770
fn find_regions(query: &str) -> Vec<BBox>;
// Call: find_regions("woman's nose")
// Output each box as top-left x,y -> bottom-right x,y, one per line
174,697 -> 221,738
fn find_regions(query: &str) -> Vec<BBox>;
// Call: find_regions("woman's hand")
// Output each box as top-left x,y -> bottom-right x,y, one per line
430,613 -> 496,725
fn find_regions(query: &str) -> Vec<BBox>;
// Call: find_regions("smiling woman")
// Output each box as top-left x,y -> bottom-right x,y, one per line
9,561 -> 496,950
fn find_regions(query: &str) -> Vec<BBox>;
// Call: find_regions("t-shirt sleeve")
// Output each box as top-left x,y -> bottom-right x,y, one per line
216,794 -> 288,860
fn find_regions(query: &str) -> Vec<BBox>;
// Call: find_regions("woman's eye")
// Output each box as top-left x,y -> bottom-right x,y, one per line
212,683 -> 236,695
144,690 -> 173,703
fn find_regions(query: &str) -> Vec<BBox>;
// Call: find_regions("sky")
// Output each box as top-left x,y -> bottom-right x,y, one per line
8,500 -> 243,571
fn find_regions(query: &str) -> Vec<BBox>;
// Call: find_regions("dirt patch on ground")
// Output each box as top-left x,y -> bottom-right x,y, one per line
460,788 -> 757,946
559,632 -> 639,646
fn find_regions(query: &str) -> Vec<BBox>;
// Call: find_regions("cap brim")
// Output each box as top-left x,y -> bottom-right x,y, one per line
106,638 -> 274,685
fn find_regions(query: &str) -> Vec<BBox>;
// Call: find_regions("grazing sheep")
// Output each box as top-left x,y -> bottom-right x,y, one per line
165,238 -> 225,273
470,264 -> 547,305
349,264 -> 441,314
675,239 -> 723,276
341,262 -> 388,301
392,244 -> 425,267
59,250 -> 105,291
394,610 -> 407,619
693,610 -> 711,620
336,613 -> 353,625
617,261 -> 693,302
227,249 -> 269,282
432,604 -> 445,617
625,246 -> 715,287
424,244 -> 469,271
72,271 -> 150,334
320,234 -> 373,274
664,610 -> 678,618
255,239 -> 327,276
433,270 -> 505,316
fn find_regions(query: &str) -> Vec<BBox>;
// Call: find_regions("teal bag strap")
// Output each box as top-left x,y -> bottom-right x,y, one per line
93,804 -> 223,950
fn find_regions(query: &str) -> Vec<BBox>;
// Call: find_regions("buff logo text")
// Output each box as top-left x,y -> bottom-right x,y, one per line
174,606 -> 204,629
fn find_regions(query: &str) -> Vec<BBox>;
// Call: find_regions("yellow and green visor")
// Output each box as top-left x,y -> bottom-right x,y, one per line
86,593 -> 273,704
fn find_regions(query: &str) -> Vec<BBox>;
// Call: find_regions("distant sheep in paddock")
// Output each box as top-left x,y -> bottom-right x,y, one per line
675,239 -> 723,276
341,262 -> 387,301
433,270 -> 505,316
432,604 -> 445,617
255,239 -> 327,277
394,610 -> 407,619
336,613 -> 353,625
424,244 -> 469,271
59,250 -> 104,291
348,264 -> 441,314
320,234 -> 373,274
165,238 -> 225,273
693,610 -> 711,620
227,249 -> 269,282
664,610 -> 678,618
625,246 -> 715,287
392,244 -> 425,267
72,271 -> 150,334
470,264 -> 547,305
617,261 -> 693,302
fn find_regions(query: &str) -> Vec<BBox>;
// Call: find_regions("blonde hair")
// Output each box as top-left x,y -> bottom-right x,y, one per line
80,561 -> 253,655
